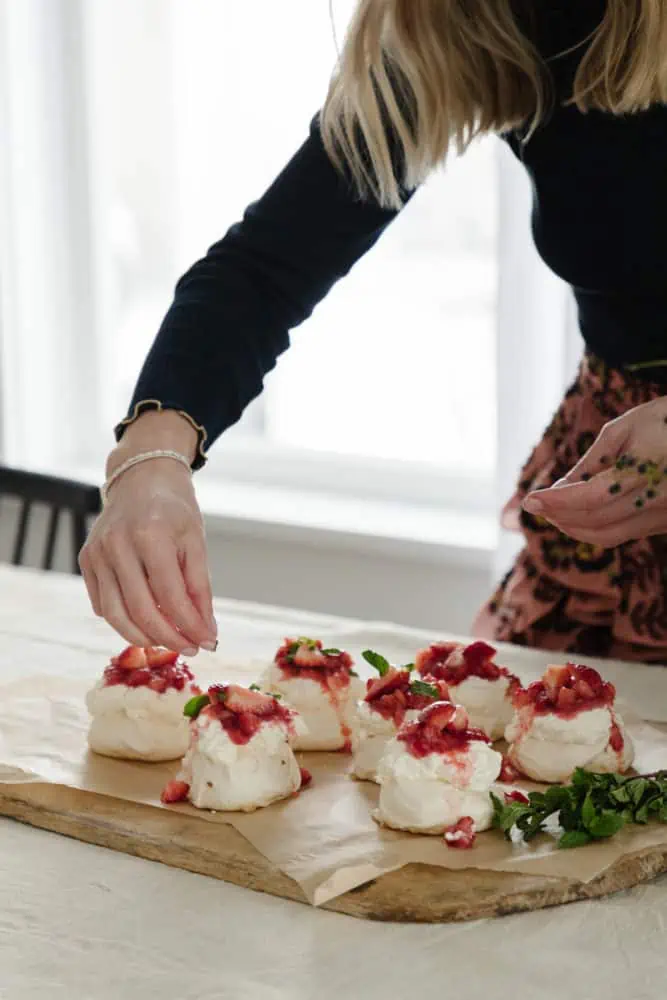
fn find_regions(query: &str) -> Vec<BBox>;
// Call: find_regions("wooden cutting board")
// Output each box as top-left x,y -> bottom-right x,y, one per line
2,781 -> 667,923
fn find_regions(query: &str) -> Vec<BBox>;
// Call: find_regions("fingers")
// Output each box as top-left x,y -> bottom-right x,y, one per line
111,538 -> 200,654
92,558 -> 154,648
181,531 -> 217,643
549,504 -> 666,548
138,531 -> 215,651
79,546 -> 102,616
553,419 -> 628,487
525,467 -> 641,520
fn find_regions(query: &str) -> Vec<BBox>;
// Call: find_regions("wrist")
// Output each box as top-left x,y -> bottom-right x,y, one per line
108,410 -> 199,478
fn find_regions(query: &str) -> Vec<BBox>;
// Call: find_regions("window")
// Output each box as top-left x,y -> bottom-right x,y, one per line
6,0 -> 577,528
75,0 -> 497,507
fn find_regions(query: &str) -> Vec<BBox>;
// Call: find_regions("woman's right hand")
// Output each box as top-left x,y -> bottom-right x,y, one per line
79,413 -> 217,655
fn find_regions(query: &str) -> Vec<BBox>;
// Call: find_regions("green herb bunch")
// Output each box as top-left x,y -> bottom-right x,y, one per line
492,768 -> 667,849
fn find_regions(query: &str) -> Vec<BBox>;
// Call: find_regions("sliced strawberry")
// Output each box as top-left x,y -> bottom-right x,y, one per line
149,675 -> 168,694
161,780 -> 190,804
415,642 -> 461,676
420,701 -> 470,732
576,664 -> 608,698
574,679 -> 595,700
462,640 -> 497,673
224,684 -> 277,716
145,647 -> 179,668
127,668 -> 152,688
444,816 -> 476,849
365,667 -> 409,702
116,645 -> 147,670
543,664 -> 573,698
557,686 -> 578,711
207,683 -> 228,703
504,790 -> 529,805
299,767 -> 313,789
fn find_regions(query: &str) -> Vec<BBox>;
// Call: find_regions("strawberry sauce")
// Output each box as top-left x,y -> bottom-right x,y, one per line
512,663 -> 615,719
416,640 -> 520,693
398,702 -> 490,759
103,646 -> 199,694
364,669 -> 449,728
203,685 -> 297,747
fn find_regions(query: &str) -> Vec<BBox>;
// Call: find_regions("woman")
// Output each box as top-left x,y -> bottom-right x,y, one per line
80,1 -> 667,662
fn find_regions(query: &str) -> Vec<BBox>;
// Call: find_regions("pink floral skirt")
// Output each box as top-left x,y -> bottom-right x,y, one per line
474,354 -> 667,663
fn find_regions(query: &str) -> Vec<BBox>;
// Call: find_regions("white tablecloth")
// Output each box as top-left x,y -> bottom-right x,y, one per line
1,565 -> 666,1000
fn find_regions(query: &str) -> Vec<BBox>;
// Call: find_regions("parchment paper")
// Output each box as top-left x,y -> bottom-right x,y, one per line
2,674 -> 667,905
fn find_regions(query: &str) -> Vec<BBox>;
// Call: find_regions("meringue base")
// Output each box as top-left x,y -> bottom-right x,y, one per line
88,713 -> 190,762
374,779 -> 495,835
351,733 -> 388,783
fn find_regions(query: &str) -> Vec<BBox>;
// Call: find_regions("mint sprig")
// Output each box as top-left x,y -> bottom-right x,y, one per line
362,650 -> 413,677
183,693 -> 210,719
491,768 -> 667,849
409,679 -> 440,699
362,650 -> 392,677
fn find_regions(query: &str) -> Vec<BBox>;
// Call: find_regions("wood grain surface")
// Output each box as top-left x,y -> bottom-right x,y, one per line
2,782 -> 667,923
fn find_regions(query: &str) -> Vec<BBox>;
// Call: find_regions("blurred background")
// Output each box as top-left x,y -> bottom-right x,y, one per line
0,0 -> 582,632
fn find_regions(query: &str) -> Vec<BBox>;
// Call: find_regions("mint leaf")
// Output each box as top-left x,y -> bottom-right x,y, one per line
628,778 -> 649,807
559,830 -> 592,849
362,650 -> 392,677
581,790 -> 598,832
587,811 -> 626,839
410,679 -> 439,699
183,694 -> 210,719
321,648 -> 342,657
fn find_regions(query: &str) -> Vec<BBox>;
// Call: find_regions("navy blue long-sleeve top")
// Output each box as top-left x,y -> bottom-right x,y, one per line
118,3 -> 667,465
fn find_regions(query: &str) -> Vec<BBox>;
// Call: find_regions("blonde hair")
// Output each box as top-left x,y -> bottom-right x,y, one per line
322,1 -> 667,208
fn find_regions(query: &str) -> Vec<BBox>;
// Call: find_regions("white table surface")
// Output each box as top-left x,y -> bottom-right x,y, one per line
1,565 -> 667,1000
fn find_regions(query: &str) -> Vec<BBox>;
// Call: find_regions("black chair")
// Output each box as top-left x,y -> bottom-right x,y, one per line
0,465 -> 101,574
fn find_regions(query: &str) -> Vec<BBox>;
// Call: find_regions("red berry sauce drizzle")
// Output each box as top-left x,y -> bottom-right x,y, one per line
103,646 -> 200,695
275,638 -> 356,751
201,684 -> 298,747
416,640 -> 520,694
398,701 -> 490,760
364,668 -> 449,728
511,663 -> 624,766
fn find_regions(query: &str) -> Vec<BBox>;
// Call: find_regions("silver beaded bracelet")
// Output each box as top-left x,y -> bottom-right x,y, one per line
101,449 -> 192,505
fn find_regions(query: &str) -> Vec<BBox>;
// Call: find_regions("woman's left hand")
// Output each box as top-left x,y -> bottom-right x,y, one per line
522,396 -> 667,547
